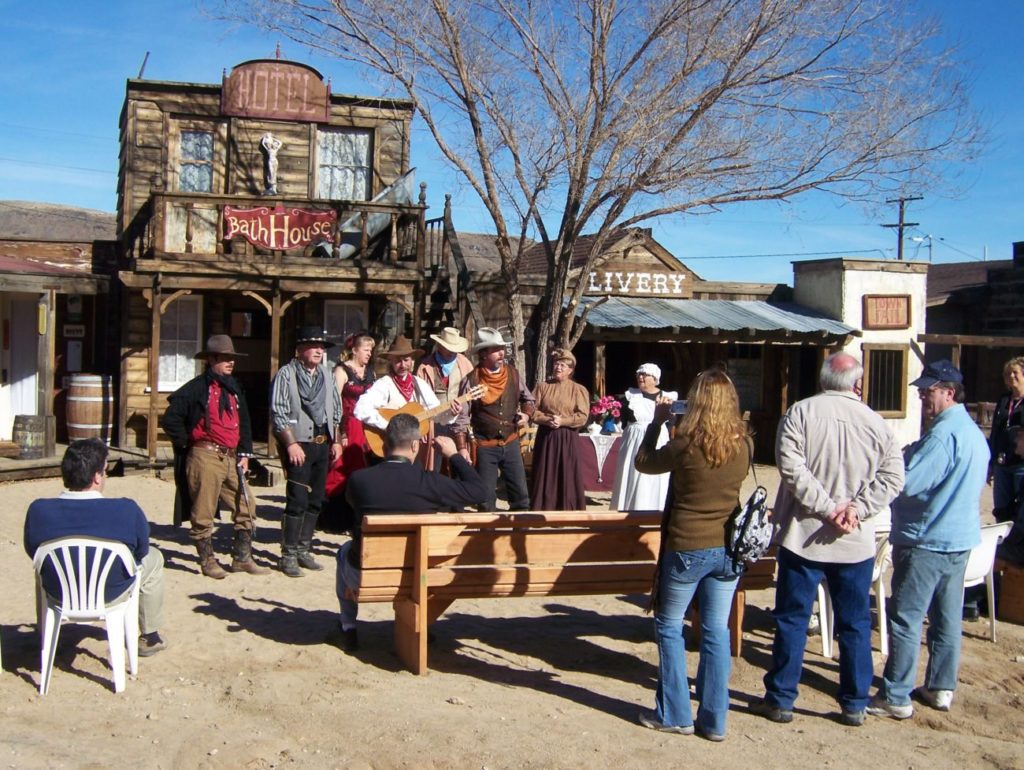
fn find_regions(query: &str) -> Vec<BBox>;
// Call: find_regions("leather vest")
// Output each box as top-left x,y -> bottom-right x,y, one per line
468,367 -> 521,440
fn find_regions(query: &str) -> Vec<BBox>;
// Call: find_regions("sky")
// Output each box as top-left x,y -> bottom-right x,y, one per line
0,0 -> 1020,284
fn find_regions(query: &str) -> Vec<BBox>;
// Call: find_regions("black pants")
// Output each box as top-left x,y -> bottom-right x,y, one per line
284,441 -> 330,520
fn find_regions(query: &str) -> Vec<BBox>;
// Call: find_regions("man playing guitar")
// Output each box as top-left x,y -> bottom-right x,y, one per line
353,335 -> 466,464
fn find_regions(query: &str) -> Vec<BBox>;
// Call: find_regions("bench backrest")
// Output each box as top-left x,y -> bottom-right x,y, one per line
358,511 -> 662,601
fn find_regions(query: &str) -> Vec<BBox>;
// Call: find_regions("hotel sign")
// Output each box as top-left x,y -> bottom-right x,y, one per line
221,60 -> 331,123
223,204 -> 336,251
586,270 -> 690,297
862,294 -> 911,330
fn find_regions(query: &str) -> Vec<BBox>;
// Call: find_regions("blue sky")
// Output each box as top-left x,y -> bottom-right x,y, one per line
0,0 -> 1020,284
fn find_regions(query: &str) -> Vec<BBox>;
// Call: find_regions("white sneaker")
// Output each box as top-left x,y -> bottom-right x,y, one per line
915,688 -> 953,711
866,696 -> 913,719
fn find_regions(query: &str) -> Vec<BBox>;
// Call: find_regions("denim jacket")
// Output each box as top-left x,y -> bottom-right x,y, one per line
891,403 -> 989,552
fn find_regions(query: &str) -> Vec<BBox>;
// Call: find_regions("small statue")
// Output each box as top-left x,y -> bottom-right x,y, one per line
260,132 -> 283,195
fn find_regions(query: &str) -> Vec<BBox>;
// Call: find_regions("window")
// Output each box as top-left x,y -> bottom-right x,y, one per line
317,128 -> 372,200
862,344 -> 908,418
324,300 -> 369,343
179,130 -> 214,192
158,297 -> 202,391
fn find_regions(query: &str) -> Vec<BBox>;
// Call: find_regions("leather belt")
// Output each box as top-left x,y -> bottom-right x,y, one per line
193,440 -> 236,457
475,431 -> 519,448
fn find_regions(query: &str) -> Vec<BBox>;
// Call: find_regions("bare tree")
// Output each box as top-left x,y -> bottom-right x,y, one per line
214,0 -> 981,384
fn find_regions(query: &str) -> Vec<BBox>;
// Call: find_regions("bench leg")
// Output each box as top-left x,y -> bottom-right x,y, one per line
730,589 -> 745,658
394,598 -> 428,675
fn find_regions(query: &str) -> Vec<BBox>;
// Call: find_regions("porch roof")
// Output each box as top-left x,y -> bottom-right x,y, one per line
577,296 -> 857,342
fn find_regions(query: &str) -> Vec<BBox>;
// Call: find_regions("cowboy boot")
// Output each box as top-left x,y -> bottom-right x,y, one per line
231,529 -> 270,575
280,514 -> 304,578
196,538 -> 227,580
296,512 -> 324,570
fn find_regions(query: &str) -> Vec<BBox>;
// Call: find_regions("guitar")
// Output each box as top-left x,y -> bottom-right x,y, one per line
364,384 -> 487,457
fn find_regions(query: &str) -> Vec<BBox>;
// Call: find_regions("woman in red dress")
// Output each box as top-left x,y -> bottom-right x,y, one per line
320,332 -> 376,532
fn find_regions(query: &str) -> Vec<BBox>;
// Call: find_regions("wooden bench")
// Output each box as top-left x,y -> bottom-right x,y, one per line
356,511 -> 776,674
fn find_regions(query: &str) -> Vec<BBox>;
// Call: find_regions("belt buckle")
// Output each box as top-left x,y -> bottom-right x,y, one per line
313,434 -> 327,445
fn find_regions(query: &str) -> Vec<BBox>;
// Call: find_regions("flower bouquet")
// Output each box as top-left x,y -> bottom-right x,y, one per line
590,395 -> 622,433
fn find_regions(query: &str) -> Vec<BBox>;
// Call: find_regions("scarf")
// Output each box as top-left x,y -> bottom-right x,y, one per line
206,368 -> 241,418
394,373 -> 417,402
477,365 -> 509,406
433,352 -> 457,379
296,362 -> 327,427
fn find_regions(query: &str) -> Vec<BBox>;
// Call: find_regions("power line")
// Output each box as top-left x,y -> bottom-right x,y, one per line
881,196 -> 922,261
0,121 -> 116,143
685,248 -> 892,261
0,156 -> 114,176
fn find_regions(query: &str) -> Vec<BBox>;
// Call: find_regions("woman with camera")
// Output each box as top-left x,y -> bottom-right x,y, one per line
634,368 -> 752,742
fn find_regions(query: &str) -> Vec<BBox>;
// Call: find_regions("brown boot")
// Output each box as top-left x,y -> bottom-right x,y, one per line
196,538 -> 227,580
230,530 -> 270,575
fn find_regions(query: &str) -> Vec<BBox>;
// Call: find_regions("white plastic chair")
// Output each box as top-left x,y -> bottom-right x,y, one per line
818,529 -> 892,658
33,537 -> 140,695
963,521 -> 1013,643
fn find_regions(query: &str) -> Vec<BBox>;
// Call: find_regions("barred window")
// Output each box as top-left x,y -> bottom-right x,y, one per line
863,345 -> 908,417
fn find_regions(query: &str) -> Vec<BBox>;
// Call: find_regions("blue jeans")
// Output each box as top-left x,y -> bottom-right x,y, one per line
653,547 -> 741,736
879,546 -> 970,705
335,541 -> 361,630
763,548 -> 874,713
476,440 -> 530,511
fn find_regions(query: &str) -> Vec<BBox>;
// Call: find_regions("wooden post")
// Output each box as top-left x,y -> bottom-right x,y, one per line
951,343 -> 962,369
394,524 -> 430,674
594,342 -> 606,398
147,278 -> 162,463
269,287 -> 282,453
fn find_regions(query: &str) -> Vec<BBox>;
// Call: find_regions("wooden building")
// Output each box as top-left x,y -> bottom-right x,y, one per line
114,59 -> 449,458
444,226 -> 859,460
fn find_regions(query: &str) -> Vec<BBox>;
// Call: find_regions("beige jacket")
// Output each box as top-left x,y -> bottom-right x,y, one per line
773,390 -> 904,563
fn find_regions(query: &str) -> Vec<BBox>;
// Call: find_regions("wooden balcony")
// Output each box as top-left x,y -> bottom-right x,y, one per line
120,192 -> 440,277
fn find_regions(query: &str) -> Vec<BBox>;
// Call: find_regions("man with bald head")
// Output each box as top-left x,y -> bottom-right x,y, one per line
754,351 -> 904,728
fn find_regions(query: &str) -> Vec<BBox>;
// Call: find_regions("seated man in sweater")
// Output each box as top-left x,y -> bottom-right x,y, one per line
24,438 -> 167,656
335,413 -> 487,651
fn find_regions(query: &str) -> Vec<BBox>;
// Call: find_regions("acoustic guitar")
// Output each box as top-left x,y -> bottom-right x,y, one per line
364,384 -> 487,457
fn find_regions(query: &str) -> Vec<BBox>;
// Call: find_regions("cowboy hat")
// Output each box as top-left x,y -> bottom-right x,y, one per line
429,327 -> 470,353
471,327 -> 510,354
195,334 -> 247,359
379,335 -> 424,358
294,325 -> 337,349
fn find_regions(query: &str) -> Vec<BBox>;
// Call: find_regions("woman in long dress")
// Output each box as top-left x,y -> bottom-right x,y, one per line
530,348 -> 590,510
610,363 -> 677,511
320,332 -> 376,532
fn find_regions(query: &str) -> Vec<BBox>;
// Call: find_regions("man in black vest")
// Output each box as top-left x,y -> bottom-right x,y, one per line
452,327 -> 535,511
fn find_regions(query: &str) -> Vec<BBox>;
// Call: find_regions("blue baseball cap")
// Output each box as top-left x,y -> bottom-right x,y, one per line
910,359 -> 963,389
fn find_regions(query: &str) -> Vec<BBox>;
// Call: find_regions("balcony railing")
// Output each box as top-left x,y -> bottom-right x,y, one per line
121,192 -> 431,269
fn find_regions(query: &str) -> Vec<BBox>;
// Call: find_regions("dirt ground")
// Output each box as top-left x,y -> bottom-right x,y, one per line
1,467 -> 1022,770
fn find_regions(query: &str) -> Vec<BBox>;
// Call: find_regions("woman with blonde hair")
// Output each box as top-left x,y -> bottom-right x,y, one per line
635,368 -> 752,741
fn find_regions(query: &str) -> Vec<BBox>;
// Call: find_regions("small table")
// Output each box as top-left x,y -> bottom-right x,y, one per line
577,432 -> 622,492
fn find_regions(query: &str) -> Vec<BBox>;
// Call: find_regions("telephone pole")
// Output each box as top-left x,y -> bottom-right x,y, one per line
882,196 -> 922,260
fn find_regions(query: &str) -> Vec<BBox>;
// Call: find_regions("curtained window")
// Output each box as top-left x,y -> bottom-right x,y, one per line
317,128 -> 372,200
179,130 -> 214,192
158,297 -> 202,391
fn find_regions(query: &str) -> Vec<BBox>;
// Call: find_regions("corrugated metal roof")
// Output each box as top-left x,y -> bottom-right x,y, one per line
578,297 -> 857,336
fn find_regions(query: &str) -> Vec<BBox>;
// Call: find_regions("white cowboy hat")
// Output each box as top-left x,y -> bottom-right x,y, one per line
471,327 -> 510,354
429,327 -> 470,353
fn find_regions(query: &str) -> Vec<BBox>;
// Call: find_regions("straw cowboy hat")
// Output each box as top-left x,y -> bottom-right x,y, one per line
194,334 -> 247,359
470,327 -> 510,354
379,335 -> 424,358
429,327 -> 470,353
294,325 -> 337,348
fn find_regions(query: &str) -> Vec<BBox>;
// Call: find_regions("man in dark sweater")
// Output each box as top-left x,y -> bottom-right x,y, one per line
335,413 -> 488,650
24,439 -> 167,656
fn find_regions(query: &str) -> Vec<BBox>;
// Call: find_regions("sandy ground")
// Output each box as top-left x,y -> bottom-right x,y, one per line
1,466 -> 1022,770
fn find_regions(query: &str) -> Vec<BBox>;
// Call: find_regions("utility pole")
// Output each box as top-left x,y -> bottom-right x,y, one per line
882,196 -> 922,260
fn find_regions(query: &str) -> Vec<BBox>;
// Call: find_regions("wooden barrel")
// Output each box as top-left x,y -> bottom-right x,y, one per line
12,415 -> 46,459
66,374 -> 114,444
